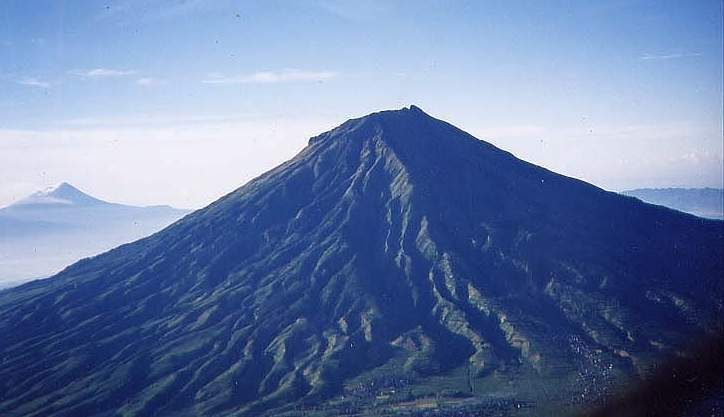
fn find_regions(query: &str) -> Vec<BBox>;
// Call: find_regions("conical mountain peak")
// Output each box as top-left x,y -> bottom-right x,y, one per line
351,104 -> 437,128
360,104 -> 431,120
14,182 -> 106,207
306,105 -> 479,153
0,108 -> 721,417
46,182 -> 83,197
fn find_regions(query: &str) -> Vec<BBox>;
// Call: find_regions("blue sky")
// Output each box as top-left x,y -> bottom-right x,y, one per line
1,0 -> 722,208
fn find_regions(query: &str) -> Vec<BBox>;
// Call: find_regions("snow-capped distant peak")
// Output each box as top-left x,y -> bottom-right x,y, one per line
12,183 -> 107,207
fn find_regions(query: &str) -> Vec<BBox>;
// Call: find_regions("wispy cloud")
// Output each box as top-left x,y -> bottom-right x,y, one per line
58,114 -> 239,128
136,77 -> 162,86
471,120 -> 723,191
69,68 -> 137,79
202,69 -> 337,85
476,125 -> 547,139
17,78 -> 51,88
640,52 -> 702,61
0,113 -> 337,208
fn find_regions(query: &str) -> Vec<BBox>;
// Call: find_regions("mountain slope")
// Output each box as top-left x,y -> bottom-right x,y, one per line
0,107 -> 721,416
0,183 -> 190,286
622,187 -> 724,220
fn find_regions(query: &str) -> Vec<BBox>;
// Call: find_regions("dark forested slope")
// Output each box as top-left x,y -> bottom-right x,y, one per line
0,106 -> 721,416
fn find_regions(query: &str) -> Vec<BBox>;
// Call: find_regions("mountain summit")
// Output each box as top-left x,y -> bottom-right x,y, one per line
0,107 -> 722,416
0,183 -> 190,286
11,182 -> 106,207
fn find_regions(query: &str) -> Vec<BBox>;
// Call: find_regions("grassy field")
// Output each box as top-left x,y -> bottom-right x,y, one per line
270,348 -> 598,417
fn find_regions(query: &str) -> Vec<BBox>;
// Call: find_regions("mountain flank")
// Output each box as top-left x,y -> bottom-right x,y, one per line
0,107 -> 721,416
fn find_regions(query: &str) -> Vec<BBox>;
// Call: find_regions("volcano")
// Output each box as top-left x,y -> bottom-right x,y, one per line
0,183 -> 189,286
0,106 -> 722,416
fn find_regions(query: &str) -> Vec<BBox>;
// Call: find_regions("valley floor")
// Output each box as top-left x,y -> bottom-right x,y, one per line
266,364 -> 600,417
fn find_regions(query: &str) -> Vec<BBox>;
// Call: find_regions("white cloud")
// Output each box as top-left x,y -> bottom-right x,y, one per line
203,69 -> 337,85
640,52 -> 702,61
136,77 -> 160,86
473,121 -> 723,191
69,68 -> 137,79
0,114 -> 338,209
59,114 -> 242,128
17,78 -> 51,88
476,125 -> 547,139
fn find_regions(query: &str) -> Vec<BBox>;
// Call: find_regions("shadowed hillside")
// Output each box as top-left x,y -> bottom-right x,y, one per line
0,107 -> 721,416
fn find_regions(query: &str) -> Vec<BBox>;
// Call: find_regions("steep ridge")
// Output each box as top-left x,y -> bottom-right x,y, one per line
0,107 -> 721,416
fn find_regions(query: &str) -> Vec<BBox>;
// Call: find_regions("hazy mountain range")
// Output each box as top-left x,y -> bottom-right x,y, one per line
0,183 -> 189,288
622,188 -> 723,220
0,107 -> 721,416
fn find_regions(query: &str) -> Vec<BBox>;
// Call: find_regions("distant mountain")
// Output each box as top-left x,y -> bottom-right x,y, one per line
12,182 -> 108,207
0,183 -> 190,287
0,107 -> 721,417
622,188 -> 723,220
